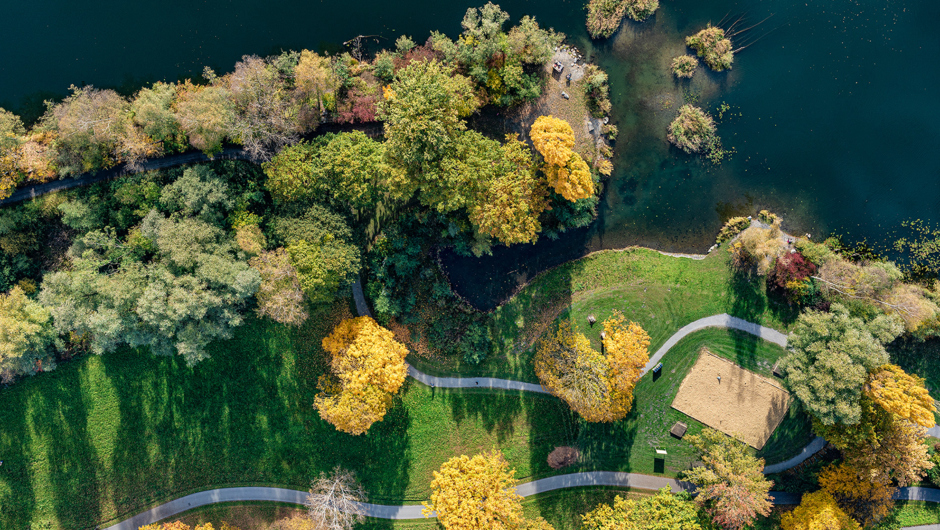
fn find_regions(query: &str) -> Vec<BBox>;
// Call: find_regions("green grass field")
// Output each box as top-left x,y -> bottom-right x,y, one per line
0,247 -> 811,530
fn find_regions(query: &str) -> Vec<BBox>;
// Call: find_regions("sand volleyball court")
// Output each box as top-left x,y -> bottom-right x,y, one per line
671,350 -> 791,449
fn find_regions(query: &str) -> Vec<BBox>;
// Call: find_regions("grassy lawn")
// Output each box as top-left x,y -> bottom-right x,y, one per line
409,247 -> 797,383
0,300 -> 575,530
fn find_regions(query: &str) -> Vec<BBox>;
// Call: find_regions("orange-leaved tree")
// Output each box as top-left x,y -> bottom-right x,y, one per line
866,364 -> 936,428
781,490 -> 860,530
139,523 -> 242,530
534,312 -> 650,422
529,115 -> 594,201
818,462 -> 894,527
682,428 -> 773,530
423,450 -> 524,530
314,316 -> 409,435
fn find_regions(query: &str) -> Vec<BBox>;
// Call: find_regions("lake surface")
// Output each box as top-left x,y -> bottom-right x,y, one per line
3,0 -> 938,309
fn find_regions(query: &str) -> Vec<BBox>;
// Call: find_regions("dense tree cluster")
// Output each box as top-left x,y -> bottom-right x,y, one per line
586,0 -> 660,39
581,488 -> 702,530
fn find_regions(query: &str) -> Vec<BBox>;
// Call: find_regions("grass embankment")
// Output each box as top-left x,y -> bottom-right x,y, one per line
0,300 -> 574,530
411,248 -> 797,383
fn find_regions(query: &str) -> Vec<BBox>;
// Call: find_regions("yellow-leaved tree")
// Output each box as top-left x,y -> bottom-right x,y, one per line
866,364 -> 936,428
781,490 -> 860,530
314,316 -> 409,435
818,463 -> 894,527
423,450 -> 524,530
529,115 -> 595,201
534,312 -> 650,422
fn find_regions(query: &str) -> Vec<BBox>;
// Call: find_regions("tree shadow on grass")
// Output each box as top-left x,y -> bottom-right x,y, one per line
99,302 -> 412,522
0,382 -> 37,528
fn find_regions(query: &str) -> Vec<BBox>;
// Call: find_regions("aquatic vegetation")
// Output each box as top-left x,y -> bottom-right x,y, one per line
586,0 -> 658,39
686,25 -> 733,71
667,104 -> 717,154
671,55 -> 698,79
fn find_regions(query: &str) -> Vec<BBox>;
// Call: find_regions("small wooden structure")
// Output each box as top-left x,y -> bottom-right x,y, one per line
670,421 -> 688,439
772,361 -> 784,378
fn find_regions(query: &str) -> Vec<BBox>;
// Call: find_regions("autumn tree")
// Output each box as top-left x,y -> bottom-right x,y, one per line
842,414 -> 934,487
581,488 -> 702,530
729,222 -> 783,274
781,490 -> 860,530
224,54 -> 301,159
305,467 -> 367,530
41,85 -> 160,175
0,108 -> 26,199
534,313 -> 649,422
249,249 -> 308,327
468,134 -> 547,246
424,450 -> 524,530
139,522 -> 241,530
782,304 -> 901,426
682,428 -> 773,530
262,139 -> 321,202
530,116 -> 594,201
0,286 -> 56,379
173,79 -> 234,155
867,364 -> 936,428
315,316 -> 408,434
316,131 -> 392,213
294,50 -> 340,129
818,463 -> 894,527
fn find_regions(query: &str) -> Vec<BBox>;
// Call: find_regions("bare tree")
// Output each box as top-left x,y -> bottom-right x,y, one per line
306,467 -> 367,530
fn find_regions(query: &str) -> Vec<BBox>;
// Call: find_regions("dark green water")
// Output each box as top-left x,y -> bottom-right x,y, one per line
3,0 -> 938,308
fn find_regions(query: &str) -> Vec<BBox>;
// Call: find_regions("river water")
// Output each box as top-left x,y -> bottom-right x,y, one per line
3,0 -> 938,309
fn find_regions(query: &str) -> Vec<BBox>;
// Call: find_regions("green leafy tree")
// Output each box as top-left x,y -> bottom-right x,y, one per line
39,213 -> 260,365
468,134 -> 547,246
0,108 -> 26,200
0,286 -> 56,378
271,204 -> 360,304
262,139 -> 323,202
581,488 -> 702,530
782,303 -> 902,426
131,82 -> 186,152
316,131 -> 392,213
377,59 -> 478,203
160,165 -> 235,225
683,428 -> 773,530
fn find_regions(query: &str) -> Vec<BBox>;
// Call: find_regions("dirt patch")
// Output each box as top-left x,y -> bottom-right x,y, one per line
671,349 -> 790,449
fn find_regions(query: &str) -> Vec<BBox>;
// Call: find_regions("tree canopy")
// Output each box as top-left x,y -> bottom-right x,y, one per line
530,116 -> 594,201
781,490 -> 860,530
534,313 -> 649,422
581,488 -> 702,530
423,450 -> 524,530
682,428 -> 773,530
315,316 -> 409,435
782,303 -> 901,426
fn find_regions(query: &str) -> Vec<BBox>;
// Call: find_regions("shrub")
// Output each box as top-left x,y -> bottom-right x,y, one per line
460,321 -> 491,365
716,216 -> 750,244
686,26 -> 733,71
758,209 -> 780,225
547,446 -> 580,469
671,55 -> 698,78
667,104 -> 717,154
767,252 -> 818,304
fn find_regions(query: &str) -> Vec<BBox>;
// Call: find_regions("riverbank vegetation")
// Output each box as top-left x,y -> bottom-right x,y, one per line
667,104 -> 719,155
671,55 -> 699,79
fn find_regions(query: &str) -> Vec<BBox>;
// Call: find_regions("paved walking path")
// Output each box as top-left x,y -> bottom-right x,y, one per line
103,480 -> 940,529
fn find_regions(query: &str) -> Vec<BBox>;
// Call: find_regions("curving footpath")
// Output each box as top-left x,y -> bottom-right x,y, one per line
108,288 -> 937,529
103,482 -> 940,529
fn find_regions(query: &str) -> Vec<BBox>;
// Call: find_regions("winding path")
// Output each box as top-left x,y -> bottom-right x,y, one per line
103,482 -> 940,529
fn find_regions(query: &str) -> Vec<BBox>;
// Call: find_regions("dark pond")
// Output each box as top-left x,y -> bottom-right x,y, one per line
3,0 -> 938,309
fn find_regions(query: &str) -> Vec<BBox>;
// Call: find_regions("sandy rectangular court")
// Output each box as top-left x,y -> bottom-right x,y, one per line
671,350 -> 791,449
